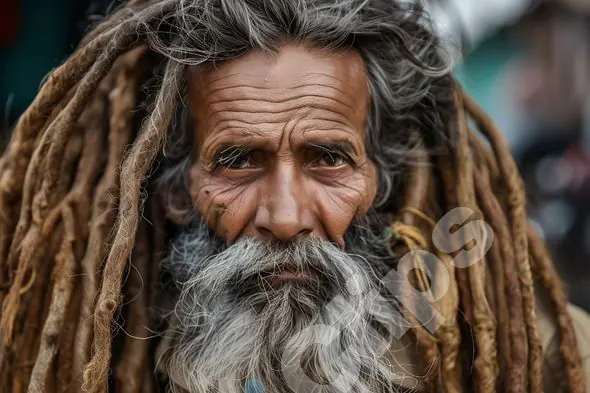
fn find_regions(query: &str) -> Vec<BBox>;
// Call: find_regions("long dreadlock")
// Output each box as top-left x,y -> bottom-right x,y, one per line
0,0 -> 585,392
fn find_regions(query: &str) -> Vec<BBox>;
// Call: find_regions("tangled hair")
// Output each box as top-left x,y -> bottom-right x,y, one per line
0,0 -> 584,392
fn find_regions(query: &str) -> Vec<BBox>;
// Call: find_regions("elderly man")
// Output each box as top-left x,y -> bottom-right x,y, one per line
0,1 -> 588,393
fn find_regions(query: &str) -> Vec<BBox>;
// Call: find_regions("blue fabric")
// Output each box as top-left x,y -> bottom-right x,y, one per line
243,378 -> 266,393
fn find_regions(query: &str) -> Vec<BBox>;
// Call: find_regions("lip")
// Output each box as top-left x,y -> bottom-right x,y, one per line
268,269 -> 313,286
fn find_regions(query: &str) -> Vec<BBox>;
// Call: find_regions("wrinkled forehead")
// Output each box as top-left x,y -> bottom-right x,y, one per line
189,45 -> 368,89
186,45 -> 371,141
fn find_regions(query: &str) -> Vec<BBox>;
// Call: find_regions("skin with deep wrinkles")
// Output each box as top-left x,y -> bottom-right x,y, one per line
188,45 -> 378,247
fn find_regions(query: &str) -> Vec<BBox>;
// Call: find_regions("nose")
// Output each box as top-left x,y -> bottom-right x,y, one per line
254,166 -> 315,242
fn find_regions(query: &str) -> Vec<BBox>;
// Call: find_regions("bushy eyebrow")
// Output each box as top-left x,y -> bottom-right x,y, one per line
304,141 -> 356,155
209,140 -> 359,166
213,145 -> 253,165
304,141 -> 358,167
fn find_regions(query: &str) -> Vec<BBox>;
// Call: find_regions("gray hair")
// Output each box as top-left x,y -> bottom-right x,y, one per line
159,219 -> 413,393
150,0 -> 456,219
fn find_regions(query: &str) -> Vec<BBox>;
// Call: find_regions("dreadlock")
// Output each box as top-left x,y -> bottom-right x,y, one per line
0,0 -> 585,392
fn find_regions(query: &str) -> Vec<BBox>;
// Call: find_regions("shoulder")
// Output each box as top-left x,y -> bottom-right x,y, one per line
537,297 -> 590,392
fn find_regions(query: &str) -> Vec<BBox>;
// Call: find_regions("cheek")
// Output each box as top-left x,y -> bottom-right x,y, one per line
189,165 -> 257,243
313,165 -> 378,244
362,160 -> 378,212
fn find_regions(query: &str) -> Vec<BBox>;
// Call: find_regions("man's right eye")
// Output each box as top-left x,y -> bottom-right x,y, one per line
214,147 -> 254,170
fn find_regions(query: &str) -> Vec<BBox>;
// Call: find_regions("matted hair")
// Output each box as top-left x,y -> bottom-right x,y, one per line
0,0 -> 584,392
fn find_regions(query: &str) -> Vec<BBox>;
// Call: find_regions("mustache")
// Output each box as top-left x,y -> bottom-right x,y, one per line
229,245 -> 341,303
163,234 -> 374,311
161,210 -> 394,289
158,212 -> 399,326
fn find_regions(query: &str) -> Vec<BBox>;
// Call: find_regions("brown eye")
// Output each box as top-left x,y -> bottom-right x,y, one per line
214,147 -> 254,170
318,151 -> 346,167
225,153 -> 252,169
305,143 -> 355,169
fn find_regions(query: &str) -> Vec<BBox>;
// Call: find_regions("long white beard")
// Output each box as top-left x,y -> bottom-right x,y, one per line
160,224 -> 407,393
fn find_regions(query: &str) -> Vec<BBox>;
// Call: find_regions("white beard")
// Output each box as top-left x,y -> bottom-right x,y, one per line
159,226 -> 411,393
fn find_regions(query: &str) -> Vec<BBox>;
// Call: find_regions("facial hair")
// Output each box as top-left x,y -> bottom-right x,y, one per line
159,217 -> 407,393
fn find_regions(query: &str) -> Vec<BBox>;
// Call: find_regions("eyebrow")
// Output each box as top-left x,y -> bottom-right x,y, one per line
213,145 -> 253,162
303,141 -> 357,155
208,138 -> 360,164
211,140 -> 274,157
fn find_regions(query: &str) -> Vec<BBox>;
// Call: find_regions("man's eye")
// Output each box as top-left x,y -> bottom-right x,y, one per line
214,147 -> 253,170
306,143 -> 355,169
318,152 -> 347,167
224,154 -> 251,169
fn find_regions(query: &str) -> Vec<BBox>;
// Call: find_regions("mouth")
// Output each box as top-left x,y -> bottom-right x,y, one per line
233,265 -> 329,300
231,264 -> 335,309
267,268 -> 314,286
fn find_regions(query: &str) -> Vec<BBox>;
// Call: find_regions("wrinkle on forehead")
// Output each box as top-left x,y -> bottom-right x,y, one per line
190,44 -> 367,90
201,74 -> 355,96
187,44 -> 370,149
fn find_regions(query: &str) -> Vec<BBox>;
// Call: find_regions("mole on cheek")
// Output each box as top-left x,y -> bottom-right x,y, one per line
212,203 -> 228,229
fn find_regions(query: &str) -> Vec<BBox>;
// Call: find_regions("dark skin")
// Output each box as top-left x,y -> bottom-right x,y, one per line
188,44 -> 378,249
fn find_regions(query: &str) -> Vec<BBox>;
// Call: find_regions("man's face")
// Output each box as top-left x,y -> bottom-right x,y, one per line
163,45 -> 401,393
187,44 -> 378,248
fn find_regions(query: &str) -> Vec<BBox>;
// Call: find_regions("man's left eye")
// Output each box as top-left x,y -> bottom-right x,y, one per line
214,147 -> 255,170
223,153 -> 252,169
318,152 -> 347,167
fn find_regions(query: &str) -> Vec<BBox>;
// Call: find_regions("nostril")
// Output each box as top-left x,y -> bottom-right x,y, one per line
255,225 -> 312,242
257,226 -> 274,239
296,228 -> 312,238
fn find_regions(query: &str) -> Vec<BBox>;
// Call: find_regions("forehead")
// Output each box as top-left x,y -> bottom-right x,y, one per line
187,45 -> 370,138
189,44 -> 368,91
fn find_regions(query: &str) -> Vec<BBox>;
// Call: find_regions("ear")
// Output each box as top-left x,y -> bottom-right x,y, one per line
160,191 -> 194,226
157,163 -> 196,226
165,208 -> 192,226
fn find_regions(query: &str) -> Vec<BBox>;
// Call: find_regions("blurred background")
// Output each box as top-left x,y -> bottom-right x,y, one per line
1,0 -> 590,311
